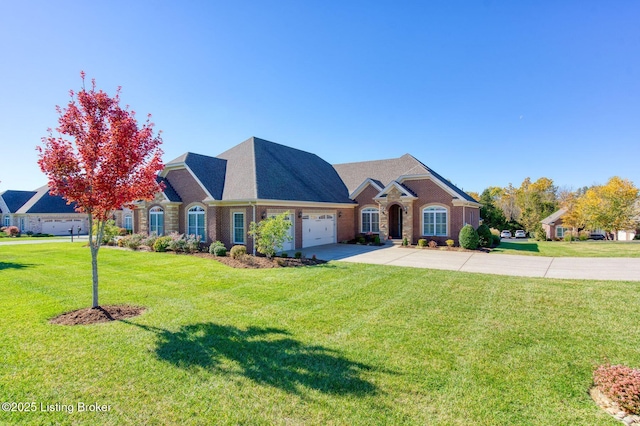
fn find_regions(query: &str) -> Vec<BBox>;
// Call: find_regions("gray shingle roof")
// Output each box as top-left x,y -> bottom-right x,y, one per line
0,190 -> 37,213
541,208 -> 567,225
166,152 -> 227,200
157,176 -> 182,202
333,153 -> 477,203
17,186 -> 79,214
217,137 -> 353,203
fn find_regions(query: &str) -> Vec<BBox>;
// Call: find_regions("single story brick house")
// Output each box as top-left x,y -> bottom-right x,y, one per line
133,137 -> 480,251
0,186 -> 134,236
541,208 -> 638,241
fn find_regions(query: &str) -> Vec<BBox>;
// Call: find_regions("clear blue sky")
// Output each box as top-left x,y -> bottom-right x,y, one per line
1,1 -> 638,195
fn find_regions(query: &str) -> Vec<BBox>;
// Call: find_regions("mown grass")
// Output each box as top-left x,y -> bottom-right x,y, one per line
1,243 -> 638,425
491,239 -> 640,257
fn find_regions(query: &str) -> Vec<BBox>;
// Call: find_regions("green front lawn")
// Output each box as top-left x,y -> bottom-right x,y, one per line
1,243 -> 638,425
491,239 -> 640,257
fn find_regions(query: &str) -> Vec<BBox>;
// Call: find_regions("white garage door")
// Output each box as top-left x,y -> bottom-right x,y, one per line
302,213 -> 336,248
42,219 -> 82,236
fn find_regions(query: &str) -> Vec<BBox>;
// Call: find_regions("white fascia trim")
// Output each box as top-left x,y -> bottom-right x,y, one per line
206,199 -> 357,209
452,199 -> 482,208
398,174 -> 480,204
350,178 -> 384,199
160,162 -> 185,178
374,181 -> 418,200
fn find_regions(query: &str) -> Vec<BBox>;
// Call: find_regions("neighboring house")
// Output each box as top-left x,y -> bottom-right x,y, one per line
0,186 -> 89,235
540,208 -> 568,240
541,208 -> 638,240
134,137 -> 481,251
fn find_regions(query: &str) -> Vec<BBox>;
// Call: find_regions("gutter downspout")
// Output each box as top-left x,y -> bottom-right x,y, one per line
252,202 -> 256,256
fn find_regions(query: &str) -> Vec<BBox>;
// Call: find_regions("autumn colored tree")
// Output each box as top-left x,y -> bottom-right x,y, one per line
516,177 -> 558,234
38,72 -> 164,308
578,177 -> 639,240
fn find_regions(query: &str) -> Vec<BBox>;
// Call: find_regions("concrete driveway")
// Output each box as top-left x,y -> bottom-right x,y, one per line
298,243 -> 640,281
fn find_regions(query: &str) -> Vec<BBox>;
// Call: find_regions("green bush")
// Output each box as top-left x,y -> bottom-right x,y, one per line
579,231 -> 589,241
533,224 -> 547,241
153,236 -> 172,252
417,239 -> 427,247
142,233 -> 159,248
491,234 -> 501,247
402,237 -> 409,246
563,233 -> 575,242
374,235 -> 381,245
230,245 -> 247,259
122,233 -> 145,250
446,239 -> 455,247
209,241 -> 226,256
476,224 -> 492,248
357,236 -> 366,244
459,224 -> 479,250
280,252 -> 289,258
294,251 -> 302,259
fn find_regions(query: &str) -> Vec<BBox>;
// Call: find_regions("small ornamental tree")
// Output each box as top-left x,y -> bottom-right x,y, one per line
458,224 -> 479,250
248,211 -> 293,259
38,72 -> 164,308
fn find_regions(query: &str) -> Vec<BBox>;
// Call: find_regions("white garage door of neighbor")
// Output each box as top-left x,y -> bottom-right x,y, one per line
268,213 -> 295,252
42,219 -> 82,236
302,214 -> 336,248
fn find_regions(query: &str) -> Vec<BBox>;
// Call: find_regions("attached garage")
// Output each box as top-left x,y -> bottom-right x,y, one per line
302,213 -> 336,248
42,219 -> 84,236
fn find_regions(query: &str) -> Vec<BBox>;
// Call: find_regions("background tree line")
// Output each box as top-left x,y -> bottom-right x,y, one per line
469,176 -> 639,240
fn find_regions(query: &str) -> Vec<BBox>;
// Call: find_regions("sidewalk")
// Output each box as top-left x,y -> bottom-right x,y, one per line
298,243 -> 640,281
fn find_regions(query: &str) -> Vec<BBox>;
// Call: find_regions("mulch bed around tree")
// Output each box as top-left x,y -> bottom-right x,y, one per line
50,305 -> 146,326
193,253 -> 327,269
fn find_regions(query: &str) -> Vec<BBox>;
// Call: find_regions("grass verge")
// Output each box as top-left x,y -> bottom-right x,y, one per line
491,239 -> 640,257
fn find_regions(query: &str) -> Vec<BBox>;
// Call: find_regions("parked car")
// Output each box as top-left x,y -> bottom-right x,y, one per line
589,233 -> 606,240
514,230 -> 526,239
500,230 -> 512,239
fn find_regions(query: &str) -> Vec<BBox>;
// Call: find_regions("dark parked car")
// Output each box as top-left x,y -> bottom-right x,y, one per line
589,233 -> 606,240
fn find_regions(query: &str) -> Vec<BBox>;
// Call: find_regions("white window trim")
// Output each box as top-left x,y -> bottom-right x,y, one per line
3,215 -> 10,227
556,226 -> 566,238
421,204 -> 449,237
232,211 -> 245,244
149,206 -> 164,235
186,204 -> 206,239
360,206 -> 380,234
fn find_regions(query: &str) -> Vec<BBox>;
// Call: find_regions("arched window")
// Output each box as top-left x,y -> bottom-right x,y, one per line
361,207 -> 379,233
149,207 -> 164,235
423,206 -> 448,236
187,205 -> 206,239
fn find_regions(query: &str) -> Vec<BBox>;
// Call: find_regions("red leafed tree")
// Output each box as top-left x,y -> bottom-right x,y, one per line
38,72 -> 164,308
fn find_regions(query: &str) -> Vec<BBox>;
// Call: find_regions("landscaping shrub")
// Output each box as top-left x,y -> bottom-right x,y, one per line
280,252 -> 289,258
357,236 -> 366,244
142,233 -> 158,248
184,234 -> 202,253
3,226 -> 20,237
417,239 -> 427,247
428,240 -> 438,248
476,224 -> 492,248
563,233 -> 575,242
294,251 -> 302,259
459,224 -> 479,250
122,233 -> 145,250
374,235 -> 381,245
579,231 -> 589,241
491,234 -> 501,247
446,239 -> 455,247
168,232 -> 187,252
209,241 -> 227,257
593,363 -> 640,414
230,245 -> 247,259
153,236 -> 172,252
402,237 -> 409,246
92,219 -> 120,245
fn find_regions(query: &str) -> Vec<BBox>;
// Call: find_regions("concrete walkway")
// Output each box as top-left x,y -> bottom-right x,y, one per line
298,243 -> 640,281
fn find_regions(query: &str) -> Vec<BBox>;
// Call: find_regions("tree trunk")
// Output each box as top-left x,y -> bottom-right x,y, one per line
88,215 -> 106,308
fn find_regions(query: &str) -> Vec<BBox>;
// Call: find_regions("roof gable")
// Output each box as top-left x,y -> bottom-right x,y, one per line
0,190 -> 37,213
541,208 -> 567,225
333,153 -> 477,204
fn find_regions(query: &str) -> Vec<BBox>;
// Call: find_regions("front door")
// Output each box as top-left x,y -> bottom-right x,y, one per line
388,205 -> 403,239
